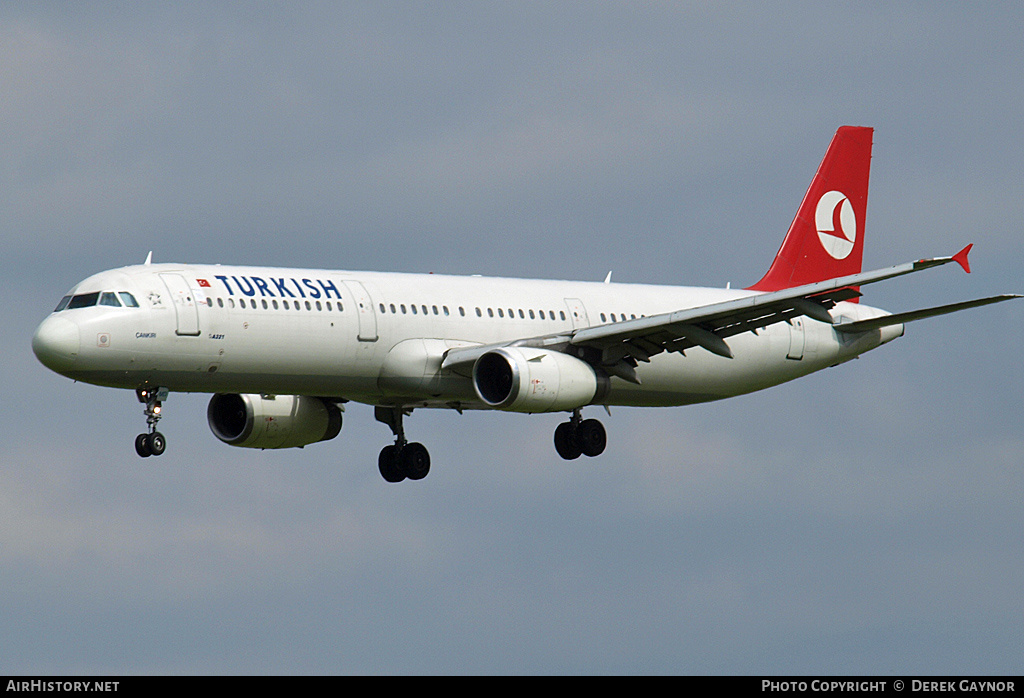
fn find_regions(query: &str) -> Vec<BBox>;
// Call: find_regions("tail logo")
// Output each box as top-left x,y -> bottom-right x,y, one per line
815,190 -> 857,259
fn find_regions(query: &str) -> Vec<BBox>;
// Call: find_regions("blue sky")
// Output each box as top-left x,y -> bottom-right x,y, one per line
2,3 -> 1022,674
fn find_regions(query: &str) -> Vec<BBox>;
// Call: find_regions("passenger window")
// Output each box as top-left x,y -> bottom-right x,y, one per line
262,300 -> 269,310
54,296 -> 72,312
119,292 -> 139,308
498,308 -> 504,318
539,310 -> 545,319
432,305 -> 438,315
217,298 -> 224,308
68,292 -> 100,309
528,309 -> 535,319
390,303 -> 397,313
411,304 -> 417,314
379,303 -> 386,313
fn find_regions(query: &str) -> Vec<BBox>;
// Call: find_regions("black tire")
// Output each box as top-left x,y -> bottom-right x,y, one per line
400,442 -> 431,481
146,432 -> 166,456
554,422 -> 582,460
135,433 -> 152,458
575,419 -> 606,457
378,445 -> 405,483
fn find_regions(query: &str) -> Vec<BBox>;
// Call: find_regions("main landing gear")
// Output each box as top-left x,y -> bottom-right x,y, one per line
375,406 -> 430,483
553,409 -> 607,460
135,387 -> 168,457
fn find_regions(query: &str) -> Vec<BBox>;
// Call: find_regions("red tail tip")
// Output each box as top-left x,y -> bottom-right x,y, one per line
952,244 -> 973,273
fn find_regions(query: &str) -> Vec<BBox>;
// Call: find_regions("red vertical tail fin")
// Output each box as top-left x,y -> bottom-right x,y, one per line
747,126 -> 873,293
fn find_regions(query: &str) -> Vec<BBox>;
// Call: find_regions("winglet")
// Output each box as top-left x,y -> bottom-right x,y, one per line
952,244 -> 972,274
144,251 -> 153,266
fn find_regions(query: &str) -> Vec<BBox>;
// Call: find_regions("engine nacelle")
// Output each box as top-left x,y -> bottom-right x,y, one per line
207,394 -> 342,449
473,347 -> 598,413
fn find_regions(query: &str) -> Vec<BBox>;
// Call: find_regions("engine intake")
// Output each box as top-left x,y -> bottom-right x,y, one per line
473,347 -> 599,412
207,394 -> 342,449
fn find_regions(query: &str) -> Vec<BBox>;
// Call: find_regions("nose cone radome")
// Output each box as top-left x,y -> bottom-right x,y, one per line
32,316 -> 80,373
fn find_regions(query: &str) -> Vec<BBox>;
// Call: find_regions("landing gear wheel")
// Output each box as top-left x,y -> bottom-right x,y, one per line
379,444 -> 405,483
146,432 -> 166,457
554,422 -> 582,460
576,419 -> 606,457
401,442 -> 431,481
135,431 -> 166,457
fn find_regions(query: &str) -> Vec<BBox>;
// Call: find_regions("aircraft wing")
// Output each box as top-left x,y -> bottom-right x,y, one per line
441,246 -> 1016,383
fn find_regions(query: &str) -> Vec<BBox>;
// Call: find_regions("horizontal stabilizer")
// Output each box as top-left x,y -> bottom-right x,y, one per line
834,294 -> 1021,333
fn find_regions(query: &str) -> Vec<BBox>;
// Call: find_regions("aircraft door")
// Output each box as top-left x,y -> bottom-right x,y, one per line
159,273 -> 201,336
343,280 -> 378,342
787,317 -> 805,360
564,298 -> 590,329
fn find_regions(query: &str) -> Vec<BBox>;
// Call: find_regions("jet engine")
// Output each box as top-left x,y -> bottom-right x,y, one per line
473,347 -> 600,413
207,393 -> 342,449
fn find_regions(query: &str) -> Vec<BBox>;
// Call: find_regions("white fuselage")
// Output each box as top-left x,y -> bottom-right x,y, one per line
33,262 -> 901,411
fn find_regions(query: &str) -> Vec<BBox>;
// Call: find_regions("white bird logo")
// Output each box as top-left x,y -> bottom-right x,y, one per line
815,190 -> 856,260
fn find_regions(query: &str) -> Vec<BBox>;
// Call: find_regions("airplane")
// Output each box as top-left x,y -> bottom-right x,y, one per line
32,126 -> 1019,482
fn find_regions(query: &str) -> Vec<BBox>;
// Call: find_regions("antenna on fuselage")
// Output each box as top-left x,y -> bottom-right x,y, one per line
144,251 -> 153,266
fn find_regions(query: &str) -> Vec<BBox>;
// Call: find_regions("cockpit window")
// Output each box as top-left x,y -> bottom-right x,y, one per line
67,292 -> 100,309
57,291 -> 140,311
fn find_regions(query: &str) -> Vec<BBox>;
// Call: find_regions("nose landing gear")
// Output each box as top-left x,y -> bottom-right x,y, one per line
135,387 -> 168,457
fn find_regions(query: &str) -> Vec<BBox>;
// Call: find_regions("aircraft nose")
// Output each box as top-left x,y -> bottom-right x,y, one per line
32,315 -> 80,372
